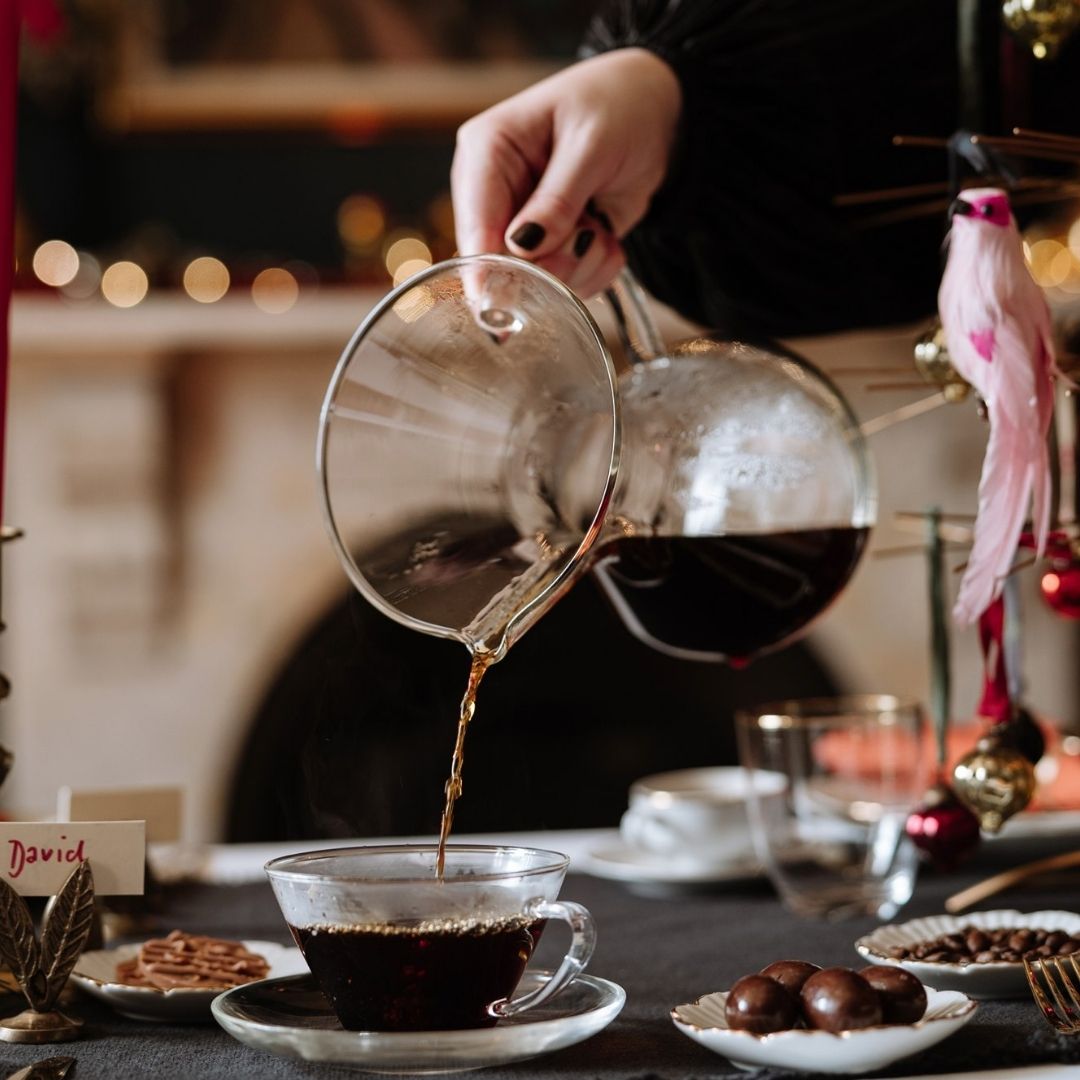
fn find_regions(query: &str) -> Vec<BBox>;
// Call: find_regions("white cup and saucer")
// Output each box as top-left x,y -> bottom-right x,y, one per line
580,767 -> 785,890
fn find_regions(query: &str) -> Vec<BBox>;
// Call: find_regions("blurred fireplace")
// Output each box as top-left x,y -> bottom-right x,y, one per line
8,290 -> 1077,841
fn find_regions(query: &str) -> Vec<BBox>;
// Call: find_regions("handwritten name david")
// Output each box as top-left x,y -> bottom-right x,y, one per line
8,836 -> 86,879
0,822 -> 145,896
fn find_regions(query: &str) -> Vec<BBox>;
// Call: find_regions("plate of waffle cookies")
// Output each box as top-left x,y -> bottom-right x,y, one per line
71,930 -> 307,1021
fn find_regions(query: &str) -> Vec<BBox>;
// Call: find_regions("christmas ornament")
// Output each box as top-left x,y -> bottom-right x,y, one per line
905,781 -> 981,868
1039,536 -> 1080,618
1002,0 -> 1080,59
952,732 -> 1036,833
905,510 -> 980,866
951,595 -> 1036,831
913,323 -> 971,403
995,707 -> 1046,766
938,188 -> 1059,626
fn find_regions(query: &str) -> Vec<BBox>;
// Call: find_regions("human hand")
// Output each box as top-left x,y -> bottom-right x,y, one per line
451,48 -> 681,299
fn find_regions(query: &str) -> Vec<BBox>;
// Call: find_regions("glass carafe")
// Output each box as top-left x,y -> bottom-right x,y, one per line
317,255 -> 875,662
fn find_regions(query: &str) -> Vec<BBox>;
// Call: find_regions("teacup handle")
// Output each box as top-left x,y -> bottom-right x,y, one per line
490,899 -> 595,1019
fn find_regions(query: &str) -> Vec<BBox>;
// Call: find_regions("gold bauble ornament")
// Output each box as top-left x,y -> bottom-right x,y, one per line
1002,0 -> 1080,59
952,734 -> 1036,832
914,324 -> 971,403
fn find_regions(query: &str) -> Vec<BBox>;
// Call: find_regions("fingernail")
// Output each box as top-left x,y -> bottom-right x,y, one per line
573,229 -> 595,258
510,222 -> 545,251
586,199 -> 614,233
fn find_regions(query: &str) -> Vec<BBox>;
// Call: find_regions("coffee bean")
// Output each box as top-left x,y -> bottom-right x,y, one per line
886,925 -> 1080,964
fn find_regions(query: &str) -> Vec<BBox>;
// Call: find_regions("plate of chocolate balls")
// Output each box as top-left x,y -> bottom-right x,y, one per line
855,909 -> 1080,999
671,960 -> 976,1074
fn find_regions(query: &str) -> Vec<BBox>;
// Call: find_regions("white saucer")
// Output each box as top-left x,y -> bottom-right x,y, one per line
577,841 -> 762,887
212,969 -> 625,1074
71,941 -> 307,1022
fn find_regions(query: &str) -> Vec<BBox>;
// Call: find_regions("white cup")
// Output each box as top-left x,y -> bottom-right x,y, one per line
619,766 -> 785,867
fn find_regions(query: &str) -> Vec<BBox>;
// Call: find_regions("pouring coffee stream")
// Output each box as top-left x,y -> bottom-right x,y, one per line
317,256 -> 875,867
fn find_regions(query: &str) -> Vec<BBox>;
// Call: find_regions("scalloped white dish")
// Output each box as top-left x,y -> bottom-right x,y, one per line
71,941 -> 308,1022
672,986 -> 976,1074
855,909 -> 1080,999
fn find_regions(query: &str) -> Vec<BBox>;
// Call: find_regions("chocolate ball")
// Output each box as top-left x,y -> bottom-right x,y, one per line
800,968 -> 882,1032
724,974 -> 799,1034
859,965 -> 927,1024
760,960 -> 821,997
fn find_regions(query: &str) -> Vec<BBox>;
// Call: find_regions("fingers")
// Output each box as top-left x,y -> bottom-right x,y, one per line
451,117 -> 528,256
534,214 -> 626,300
504,123 -> 605,260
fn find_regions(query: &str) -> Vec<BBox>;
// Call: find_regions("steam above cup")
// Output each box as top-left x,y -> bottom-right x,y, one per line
619,767 -> 785,867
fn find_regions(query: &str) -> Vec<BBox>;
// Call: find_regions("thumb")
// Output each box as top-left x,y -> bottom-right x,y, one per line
504,132 -> 603,258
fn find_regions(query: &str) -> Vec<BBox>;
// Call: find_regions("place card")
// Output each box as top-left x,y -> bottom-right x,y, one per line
0,821 -> 145,895
57,785 -> 183,843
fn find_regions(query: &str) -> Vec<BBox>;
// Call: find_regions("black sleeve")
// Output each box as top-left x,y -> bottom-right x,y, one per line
581,0 -> 959,338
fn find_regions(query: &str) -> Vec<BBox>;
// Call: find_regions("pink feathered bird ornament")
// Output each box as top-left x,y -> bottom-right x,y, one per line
938,188 -> 1058,626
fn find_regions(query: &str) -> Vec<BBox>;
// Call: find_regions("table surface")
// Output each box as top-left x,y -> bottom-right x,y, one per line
2,829 -> 1078,1080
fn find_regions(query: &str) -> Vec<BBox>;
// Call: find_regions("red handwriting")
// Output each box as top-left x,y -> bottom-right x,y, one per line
8,837 -> 86,879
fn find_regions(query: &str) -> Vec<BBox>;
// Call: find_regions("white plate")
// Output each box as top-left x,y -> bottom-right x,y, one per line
577,841 -> 762,887
71,940 -> 308,1021
672,986 -> 977,1074
855,909 -> 1080,999
212,969 -> 624,1074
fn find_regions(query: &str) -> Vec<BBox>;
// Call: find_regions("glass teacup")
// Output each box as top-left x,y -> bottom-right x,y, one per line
265,845 -> 595,1031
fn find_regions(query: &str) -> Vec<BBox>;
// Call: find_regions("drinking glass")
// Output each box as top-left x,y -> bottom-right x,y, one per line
266,844 -> 594,1032
736,696 -> 927,920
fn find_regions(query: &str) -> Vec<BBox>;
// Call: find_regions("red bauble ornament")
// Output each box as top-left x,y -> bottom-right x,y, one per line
905,781 -> 980,869
1041,560 -> 1080,619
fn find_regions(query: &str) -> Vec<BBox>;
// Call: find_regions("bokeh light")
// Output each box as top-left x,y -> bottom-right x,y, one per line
183,256 -> 230,303
101,261 -> 149,308
338,195 -> 386,251
32,240 -> 79,287
1027,238 -> 1072,288
1068,217 -> 1080,259
59,252 -> 101,300
251,267 -> 299,314
392,258 -> 432,286
383,235 -> 431,279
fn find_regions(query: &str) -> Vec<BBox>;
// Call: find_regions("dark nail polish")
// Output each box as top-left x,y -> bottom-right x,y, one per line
510,222 -> 545,251
586,199 -> 614,233
573,229 -> 595,258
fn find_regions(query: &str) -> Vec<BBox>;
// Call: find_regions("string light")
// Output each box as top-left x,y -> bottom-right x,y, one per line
392,258 -> 432,286
1027,238 -> 1071,289
183,256 -> 230,303
383,235 -> 431,280
101,261 -> 149,308
59,252 -> 101,300
251,267 -> 299,314
1068,217 -> 1080,259
338,195 -> 386,251
32,240 -> 79,287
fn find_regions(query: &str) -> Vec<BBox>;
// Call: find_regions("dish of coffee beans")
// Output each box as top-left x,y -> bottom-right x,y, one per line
855,909 -> 1080,999
883,925 -> 1080,965
723,961 -> 927,1035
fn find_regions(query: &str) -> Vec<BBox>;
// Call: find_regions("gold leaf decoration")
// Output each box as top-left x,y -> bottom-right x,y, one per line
0,876 -> 42,1009
39,860 -> 95,1011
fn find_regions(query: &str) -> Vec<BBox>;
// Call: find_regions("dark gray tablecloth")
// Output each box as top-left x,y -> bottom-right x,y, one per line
1,857 -> 1078,1080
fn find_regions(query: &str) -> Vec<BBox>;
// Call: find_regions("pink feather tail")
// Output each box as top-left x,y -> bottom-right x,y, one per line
953,415 -> 1040,626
